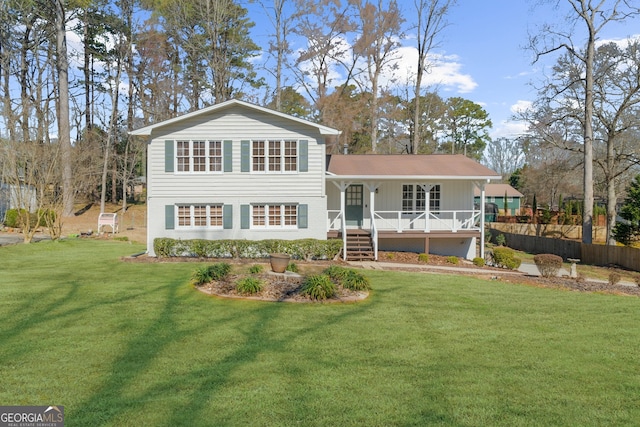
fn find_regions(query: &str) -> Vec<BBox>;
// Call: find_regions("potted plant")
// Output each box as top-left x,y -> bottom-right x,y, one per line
269,253 -> 290,273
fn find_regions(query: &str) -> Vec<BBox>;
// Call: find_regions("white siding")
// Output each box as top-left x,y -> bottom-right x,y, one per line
146,105 -> 328,254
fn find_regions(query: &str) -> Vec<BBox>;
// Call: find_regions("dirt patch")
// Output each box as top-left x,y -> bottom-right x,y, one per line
62,202 -> 147,244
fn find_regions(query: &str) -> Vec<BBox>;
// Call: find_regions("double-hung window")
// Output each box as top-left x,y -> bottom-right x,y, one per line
252,204 -> 298,228
177,204 -> 224,228
252,140 -> 297,172
176,140 -> 223,173
402,184 -> 440,213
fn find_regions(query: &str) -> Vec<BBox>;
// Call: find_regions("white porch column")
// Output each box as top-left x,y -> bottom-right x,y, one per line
365,183 -> 380,260
420,184 -> 433,232
479,181 -> 487,259
332,181 -> 351,260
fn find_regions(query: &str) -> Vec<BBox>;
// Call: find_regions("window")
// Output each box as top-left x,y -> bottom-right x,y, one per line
252,204 -> 298,228
176,140 -> 223,173
176,204 -> 224,228
402,184 -> 440,212
252,140 -> 297,172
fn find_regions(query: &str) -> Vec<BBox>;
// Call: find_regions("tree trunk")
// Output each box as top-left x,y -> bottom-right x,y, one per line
55,0 -> 74,217
582,21 -> 595,244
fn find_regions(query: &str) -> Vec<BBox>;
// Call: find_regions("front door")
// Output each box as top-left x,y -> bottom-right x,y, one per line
345,184 -> 364,226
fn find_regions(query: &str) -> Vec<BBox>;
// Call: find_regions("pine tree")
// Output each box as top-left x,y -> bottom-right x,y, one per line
612,175 -> 640,245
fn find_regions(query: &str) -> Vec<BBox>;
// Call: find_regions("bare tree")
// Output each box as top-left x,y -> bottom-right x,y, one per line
351,0 -> 404,152
293,0 -> 356,123
54,0 -> 74,217
483,137 -> 526,177
259,0 -> 297,111
410,0 -> 455,154
529,0 -> 640,244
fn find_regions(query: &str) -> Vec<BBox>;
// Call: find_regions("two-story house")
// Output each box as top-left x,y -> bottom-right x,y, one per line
131,100 -> 500,260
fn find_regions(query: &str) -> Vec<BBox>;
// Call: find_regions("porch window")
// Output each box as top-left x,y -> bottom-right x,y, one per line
252,140 -> 297,172
175,140 -> 223,173
402,184 -> 440,212
252,204 -> 298,228
176,204 -> 224,228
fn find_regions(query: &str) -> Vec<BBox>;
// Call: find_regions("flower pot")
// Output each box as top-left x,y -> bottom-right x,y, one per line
269,253 -> 290,273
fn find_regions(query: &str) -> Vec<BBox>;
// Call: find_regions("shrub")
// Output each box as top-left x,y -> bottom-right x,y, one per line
191,266 -> 213,286
386,252 -> 396,260
492,247 -> 521,270
236,277 -> 263,295
4,209 -> 18,227
608,272 -> 621,286
323,265 -> 349,281
495,233 -> 506,246
533,254 -> 563,278
341,270 -> 371,291
300,274 -> 336,300
418,253 -> 429,263
286,262 -> 299,273
248,265 -> 263,274
472,257 -> 485,267
153,237 -> 342,260
208,263 -> 231,281
446,256 -> 459,265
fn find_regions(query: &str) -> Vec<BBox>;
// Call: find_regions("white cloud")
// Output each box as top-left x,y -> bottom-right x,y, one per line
392,46 -> 477,93
490,119 -> 529,139
510,100 -> 532,114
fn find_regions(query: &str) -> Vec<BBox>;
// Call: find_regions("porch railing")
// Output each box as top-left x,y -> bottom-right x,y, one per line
370,210 -> 482,233
327,210 -> 347,259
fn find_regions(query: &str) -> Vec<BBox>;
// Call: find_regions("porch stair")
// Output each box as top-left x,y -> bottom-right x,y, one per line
345,230 -> 375,261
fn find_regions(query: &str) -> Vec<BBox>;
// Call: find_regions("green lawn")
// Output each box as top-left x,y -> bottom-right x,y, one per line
1,239 -> 639,426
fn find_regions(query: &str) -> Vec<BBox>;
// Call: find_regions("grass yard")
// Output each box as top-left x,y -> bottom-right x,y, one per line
1,239 -> 639,426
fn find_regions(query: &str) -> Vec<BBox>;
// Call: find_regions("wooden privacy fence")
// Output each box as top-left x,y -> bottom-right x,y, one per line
488,229 -> 640,272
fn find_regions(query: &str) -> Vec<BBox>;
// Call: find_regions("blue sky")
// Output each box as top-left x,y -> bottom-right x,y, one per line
246,0 -> 640,140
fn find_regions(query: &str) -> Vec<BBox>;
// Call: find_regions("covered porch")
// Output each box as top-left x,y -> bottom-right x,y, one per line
324,154 -> 500,261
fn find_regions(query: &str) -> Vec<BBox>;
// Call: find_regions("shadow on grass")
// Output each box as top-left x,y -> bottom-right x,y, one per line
69,280 -> 376,426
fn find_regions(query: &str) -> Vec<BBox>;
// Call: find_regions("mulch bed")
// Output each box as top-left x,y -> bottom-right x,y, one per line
197,273 -> 369,303
122,252 -> 640,298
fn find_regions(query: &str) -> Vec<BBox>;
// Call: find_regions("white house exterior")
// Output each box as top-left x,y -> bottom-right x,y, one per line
131,100 -> 340,256
131,100 -> 501,259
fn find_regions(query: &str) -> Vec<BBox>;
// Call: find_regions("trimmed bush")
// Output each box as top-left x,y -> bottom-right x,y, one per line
533,254 -> 563,278
472,257 -> 485,267
418,253 -> 429,263
3,209 -> 20,228
446,256 -> 459,265
153,238 -> 342,260
492,247 -> 522,270
300,274 -> 336,300
236,277 -> 263,295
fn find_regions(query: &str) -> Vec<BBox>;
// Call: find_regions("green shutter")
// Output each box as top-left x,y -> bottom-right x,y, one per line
165,140 -> 174,172
241,140 -> 250,172
241,204 -> 250,229
223,140 -> 232,172
298,204 -> 308,229
223,205 -> 233,229
299,140 -> 308,172
165,205 -> 175,229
